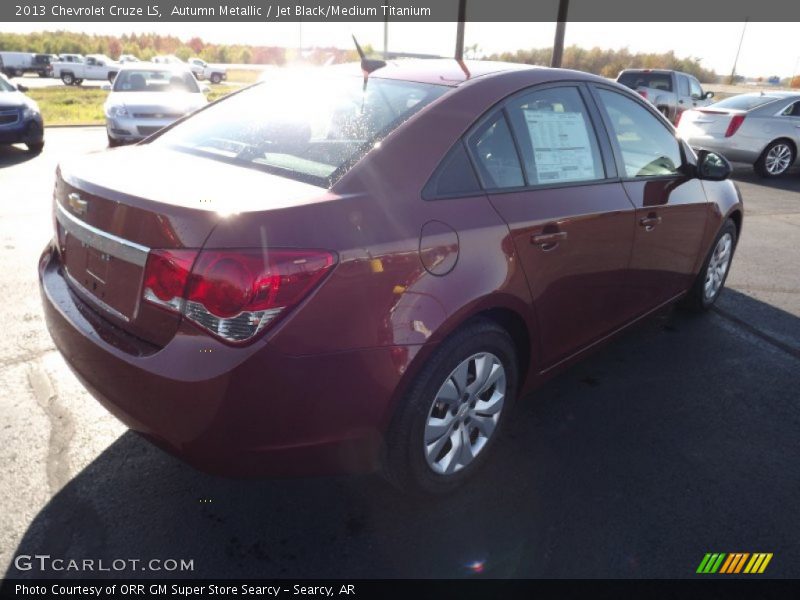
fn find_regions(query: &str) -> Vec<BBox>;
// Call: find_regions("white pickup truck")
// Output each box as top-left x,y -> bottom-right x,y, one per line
616,69 -> 715,125
187,58 -> 227,84
52,54 -> 120,86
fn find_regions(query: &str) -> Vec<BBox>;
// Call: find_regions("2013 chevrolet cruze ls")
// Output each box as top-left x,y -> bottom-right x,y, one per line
39,60 -> 743,494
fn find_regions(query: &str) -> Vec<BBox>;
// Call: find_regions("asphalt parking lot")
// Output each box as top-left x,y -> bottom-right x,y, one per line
0,128 -> 798,579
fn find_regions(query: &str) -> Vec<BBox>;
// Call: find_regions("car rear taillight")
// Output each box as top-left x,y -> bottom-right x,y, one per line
143,248 -> 336,343
638,89 -> 648,100
725,114 -> 746,138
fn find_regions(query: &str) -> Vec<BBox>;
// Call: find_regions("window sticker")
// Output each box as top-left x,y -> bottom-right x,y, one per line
524,110 -> 597,183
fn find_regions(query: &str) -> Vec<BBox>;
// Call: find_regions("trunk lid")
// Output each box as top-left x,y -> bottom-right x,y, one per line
678,108 -> 744,137
55,145 -> 327,346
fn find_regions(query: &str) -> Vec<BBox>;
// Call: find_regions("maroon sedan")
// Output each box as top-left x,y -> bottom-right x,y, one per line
39,60 -> 742,494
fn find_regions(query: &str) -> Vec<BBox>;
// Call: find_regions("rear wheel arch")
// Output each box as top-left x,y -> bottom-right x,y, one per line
728,209 -> 743,237
474,307 -> 533,390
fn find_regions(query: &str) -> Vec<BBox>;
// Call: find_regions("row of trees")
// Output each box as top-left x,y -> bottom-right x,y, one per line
0,31 -> 356,65
5,31 -> 796,86
486,46 -> 719,82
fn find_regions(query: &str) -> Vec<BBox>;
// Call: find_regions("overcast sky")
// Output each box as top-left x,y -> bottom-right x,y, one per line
4,21 -> 799,78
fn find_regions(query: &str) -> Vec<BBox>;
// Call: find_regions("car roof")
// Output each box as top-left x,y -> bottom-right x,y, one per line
358,58 -> 537,87
118,62 -> 192,73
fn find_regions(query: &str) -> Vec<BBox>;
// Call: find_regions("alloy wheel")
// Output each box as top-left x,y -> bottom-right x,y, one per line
424,352 -> 506,475
765,143 -> 793,175
704,232 -> 733,301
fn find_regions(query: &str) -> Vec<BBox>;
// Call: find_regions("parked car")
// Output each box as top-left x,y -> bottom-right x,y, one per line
104,64 -> 208,146
0,72 -> 44,153
39,60 -> 742,494
30,54 -> 54,77
118,54 -> 140,64
52,54 -> 119,85
678,92 -> 800,178
0,52 -> 33,77
187,58 -> 227,84
617,69 -> 714,124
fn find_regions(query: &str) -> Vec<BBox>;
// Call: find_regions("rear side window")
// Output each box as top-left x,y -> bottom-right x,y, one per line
467,114 -> 524,190
618,72 -> 673,92
677,75 -> 690,96
422,142 -> 481,199
596,89 -> 682,178
505,86 -> 605,185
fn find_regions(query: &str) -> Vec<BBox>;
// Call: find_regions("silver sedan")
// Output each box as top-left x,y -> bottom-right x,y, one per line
104,64 -> 208,147
678,92 -> 800,177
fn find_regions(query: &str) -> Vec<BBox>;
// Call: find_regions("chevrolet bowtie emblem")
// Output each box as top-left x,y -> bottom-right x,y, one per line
67,192 -> 88,215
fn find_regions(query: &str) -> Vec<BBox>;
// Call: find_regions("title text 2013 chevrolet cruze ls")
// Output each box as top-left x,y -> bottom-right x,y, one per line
39,60 -> 742,494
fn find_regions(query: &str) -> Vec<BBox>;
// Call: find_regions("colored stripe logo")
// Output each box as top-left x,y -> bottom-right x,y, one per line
696,552 -> 773,574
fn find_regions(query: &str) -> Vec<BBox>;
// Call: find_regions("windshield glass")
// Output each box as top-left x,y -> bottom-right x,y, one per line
113,69 -> 200,93
618,72 -> 673,92
0,76 -> 16,93
710,94 -> 783,111
153,71 -> 449,186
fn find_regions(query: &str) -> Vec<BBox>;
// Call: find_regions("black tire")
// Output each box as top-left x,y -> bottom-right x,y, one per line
108,72 -> 117,83
754,139 -> 796,178
107,134 -> 121,148
60,72 -> 74,85
681,219 -> 738,312
73,79 -> 83,86
25,141 -> 44,155
382,318 -> 519,495
210,72 -> 222,84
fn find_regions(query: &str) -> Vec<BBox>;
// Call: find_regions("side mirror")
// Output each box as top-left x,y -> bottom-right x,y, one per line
704,91 -> 715,100
696,149 -> 732,181
101,84 -> 112,91
16,84 -> 28,93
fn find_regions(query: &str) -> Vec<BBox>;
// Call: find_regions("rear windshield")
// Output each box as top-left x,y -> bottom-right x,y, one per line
113,69 -> 200,93
710,95 -> 783,111
618,72 -> 673,92
152,71 -> 450,187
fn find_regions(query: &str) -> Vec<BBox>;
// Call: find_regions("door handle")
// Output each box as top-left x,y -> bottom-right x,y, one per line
639,215 -> 662,231
531,231 -> 568,250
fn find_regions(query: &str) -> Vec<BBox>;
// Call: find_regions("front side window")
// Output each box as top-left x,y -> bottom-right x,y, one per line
154,71 -> 449,187
467,114 -> 524,190
505,86 -> 605,185
689,78 -> 704,99
596,89 -> 682,178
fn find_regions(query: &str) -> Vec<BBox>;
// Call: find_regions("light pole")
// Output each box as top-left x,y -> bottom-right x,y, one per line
729,19 -> 748,85
455,0 -> 466,60
551,0 -> 569,68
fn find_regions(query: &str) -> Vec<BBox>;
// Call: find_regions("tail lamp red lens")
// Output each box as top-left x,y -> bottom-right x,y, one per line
142,248 -> 336,343
725,114 -> 746,138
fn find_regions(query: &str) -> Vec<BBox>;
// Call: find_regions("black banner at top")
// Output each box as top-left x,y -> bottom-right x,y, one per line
3,0 -> 800,22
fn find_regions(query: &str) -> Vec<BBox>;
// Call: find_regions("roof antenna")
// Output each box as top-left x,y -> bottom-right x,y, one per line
352,35 -> 387,75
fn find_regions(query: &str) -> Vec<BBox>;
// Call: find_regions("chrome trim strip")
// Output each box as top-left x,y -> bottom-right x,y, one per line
56,203 -> 150,267
64,268 -> 131,323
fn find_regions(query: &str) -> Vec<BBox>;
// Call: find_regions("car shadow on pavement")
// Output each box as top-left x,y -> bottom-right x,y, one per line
5,291 -> 800,579
732,165 -> 800,191
0,145 -> 38,169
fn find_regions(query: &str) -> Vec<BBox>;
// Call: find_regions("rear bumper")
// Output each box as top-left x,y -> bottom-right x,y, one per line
39,243 -> 409,477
